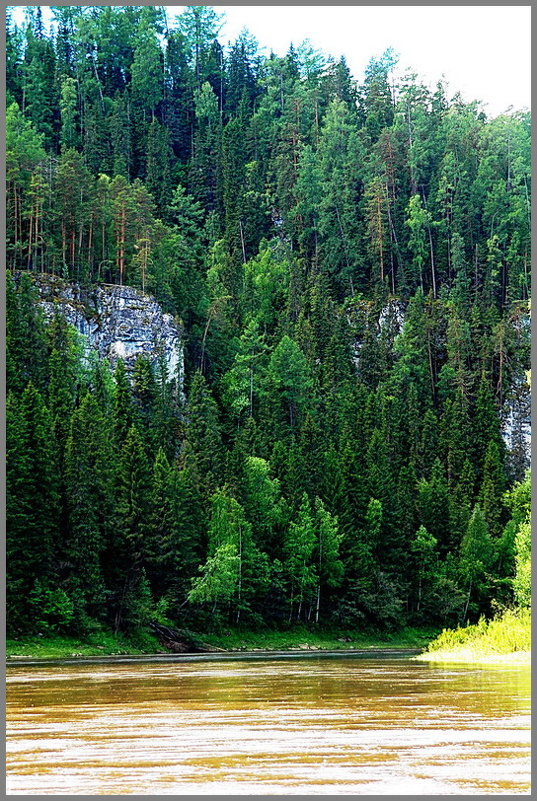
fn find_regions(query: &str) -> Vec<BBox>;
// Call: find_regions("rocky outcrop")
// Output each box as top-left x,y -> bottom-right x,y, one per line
502,374 -> 531,481
347,293 -> 531,476
500,308 -> 531,480
25,273 -> 184,387
347,296 -> 405,369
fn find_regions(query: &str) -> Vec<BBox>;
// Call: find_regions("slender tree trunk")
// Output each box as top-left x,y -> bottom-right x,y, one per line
428,226 -> 436,299
27,207 -> 34,270
236,524 -> 242,624
335,204 -> 351,277
239,219 -> 247,264
91,53 -> 105,114
386,197 -> 400,293
118,205 -> 126,285
88,218 -> 93,276
462,580 -> 472,623
288,586 -> 294,624
78,221 -> 84,268
70,228 -> 75,271
316,533 -> 322,624
427,326 -> 436,403
12,184 -> 19,266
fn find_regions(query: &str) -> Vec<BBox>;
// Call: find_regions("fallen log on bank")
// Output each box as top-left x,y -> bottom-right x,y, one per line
149,621 -> 227,653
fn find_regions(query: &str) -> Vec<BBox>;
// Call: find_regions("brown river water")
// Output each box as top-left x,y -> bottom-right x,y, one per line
6,652 -> 531,795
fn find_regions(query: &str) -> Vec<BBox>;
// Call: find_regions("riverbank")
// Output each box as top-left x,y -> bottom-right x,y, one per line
6,624 -> 438,661
415,648 -> 530,665
414,608 -> 531,666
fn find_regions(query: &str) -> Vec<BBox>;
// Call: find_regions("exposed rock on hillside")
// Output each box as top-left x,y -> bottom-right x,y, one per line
25,273 -> 184,386
346,296 -> 405,371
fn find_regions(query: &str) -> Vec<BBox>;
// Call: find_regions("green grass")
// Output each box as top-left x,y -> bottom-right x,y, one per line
6,624 -> 438,660
198,624 -> 438,652
418,608 -> 531,663
6,628 -> 163,659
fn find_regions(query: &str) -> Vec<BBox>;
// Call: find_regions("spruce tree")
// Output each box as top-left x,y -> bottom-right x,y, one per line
6,385 -> 60,628
181,370 -> 223,496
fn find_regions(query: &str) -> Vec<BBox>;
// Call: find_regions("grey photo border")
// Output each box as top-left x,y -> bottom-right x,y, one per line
0,2 -> 533,800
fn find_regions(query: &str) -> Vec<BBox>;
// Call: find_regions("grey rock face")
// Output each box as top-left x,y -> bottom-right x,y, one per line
502,374 -> 531,481
348,297 -> 406,369
500,310 -> 531,480
27,274 -> 184,387
347,293 -> 531,476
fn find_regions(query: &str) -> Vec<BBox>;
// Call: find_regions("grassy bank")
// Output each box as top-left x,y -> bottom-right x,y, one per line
6,624 -> 438,660
200,625 -> 437,652
6,629 -> 163,660
415,608 -> 531,665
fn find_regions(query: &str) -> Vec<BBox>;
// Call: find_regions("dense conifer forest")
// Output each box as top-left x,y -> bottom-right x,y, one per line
6,6 -> 531,639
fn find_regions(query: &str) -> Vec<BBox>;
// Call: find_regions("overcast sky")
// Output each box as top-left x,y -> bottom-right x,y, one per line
207,5 -> 531,117
10,4 -> 531,117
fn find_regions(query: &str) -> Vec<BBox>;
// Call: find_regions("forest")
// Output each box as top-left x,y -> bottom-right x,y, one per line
5,6 -> 531,640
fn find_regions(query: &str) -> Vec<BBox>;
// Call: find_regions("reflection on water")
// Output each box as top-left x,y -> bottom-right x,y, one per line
6,657 -> 531,795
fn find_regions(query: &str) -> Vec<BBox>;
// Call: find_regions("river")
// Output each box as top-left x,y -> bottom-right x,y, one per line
6,652 -> 531,795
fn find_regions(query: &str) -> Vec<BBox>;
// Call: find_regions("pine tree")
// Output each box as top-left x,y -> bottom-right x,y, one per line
64,394 -> 113,618
6,272 -> 48,393
459,505 -> 495,622
417,458 -> 452,555
59,76 -> 78,151
266,335 -> 313,432
409,525 -> 438,618
181,370 -> 223,496
146,448 -> 175,596
168,465 -> 207,606
116,425 -> 153,565
130,8 -> 163,120
6,385 -> 60,628
478,440 -> 506,538
111,425 -> 153,631
113,359 -> 136,449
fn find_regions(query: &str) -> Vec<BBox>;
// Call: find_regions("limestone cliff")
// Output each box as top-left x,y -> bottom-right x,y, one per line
347,295 -> 530,478
26,273 -> 184,387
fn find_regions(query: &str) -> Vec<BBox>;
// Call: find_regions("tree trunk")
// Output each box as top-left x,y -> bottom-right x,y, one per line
239,218 -> 247,264
462,580 -> 472,623
236,524 -> 242,625
377,193 -> 384,283
428,226 -> 436,299
27,205 -> 33,269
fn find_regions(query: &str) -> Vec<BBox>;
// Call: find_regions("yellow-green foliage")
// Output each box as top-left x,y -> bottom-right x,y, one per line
514,516 -> 531,608
427,608 -> 531,655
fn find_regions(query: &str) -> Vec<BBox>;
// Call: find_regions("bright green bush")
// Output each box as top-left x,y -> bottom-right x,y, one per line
427,608 -> 531,655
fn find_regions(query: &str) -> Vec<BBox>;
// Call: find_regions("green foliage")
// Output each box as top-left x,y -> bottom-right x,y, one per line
28,580 -> 75,633
4,10 -> 531,641
426,608 -> 531,656
266,335 -> 313,431
513,516 -> 531,609
189,542 -> 240,606
181,370 -> 223,495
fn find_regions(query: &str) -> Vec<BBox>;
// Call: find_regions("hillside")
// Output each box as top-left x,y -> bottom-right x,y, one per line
6,6 -> 531,641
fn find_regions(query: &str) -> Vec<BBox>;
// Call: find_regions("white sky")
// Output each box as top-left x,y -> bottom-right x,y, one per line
209,4 -> 531,117
10,4 -> 531,117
